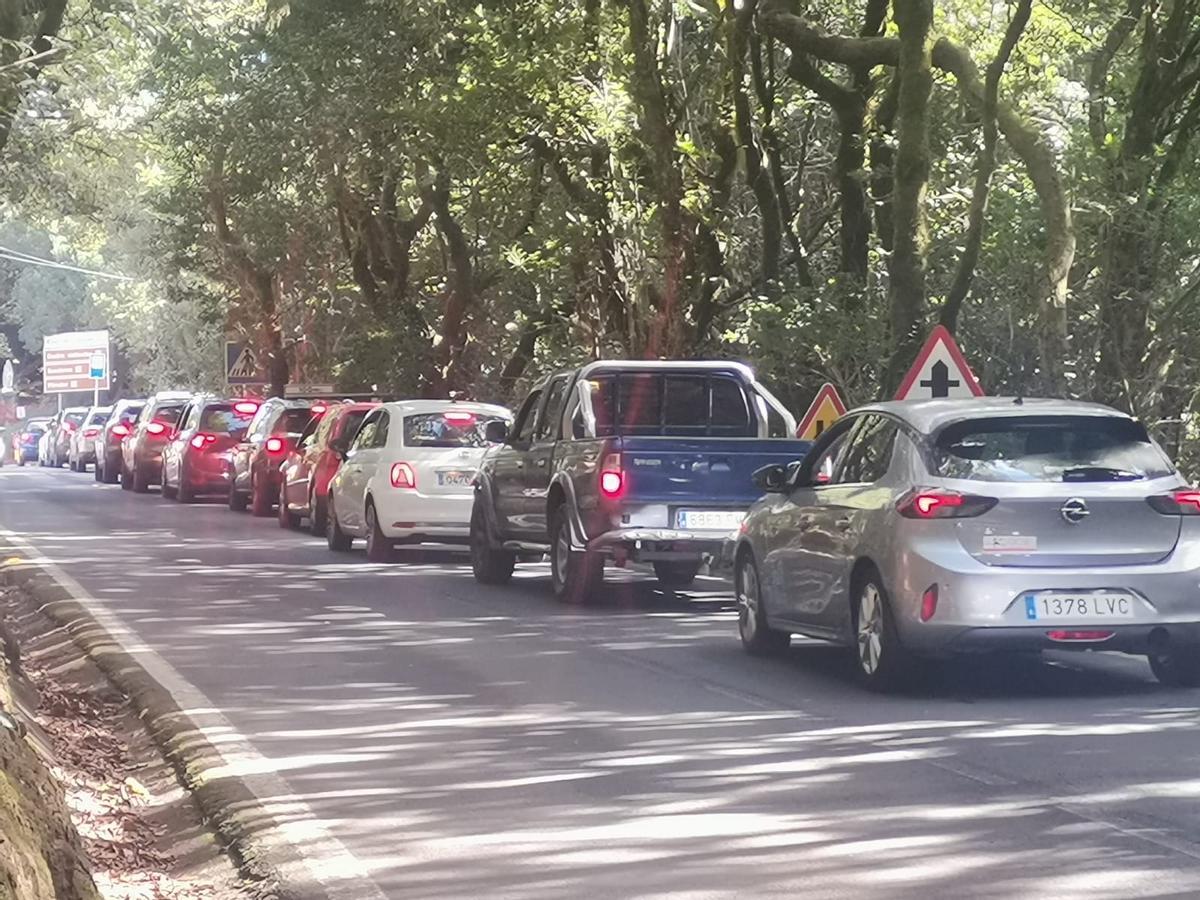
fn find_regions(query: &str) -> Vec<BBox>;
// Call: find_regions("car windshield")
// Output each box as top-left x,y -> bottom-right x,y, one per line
119,406 -> 144,423
201,404 -> 255,436
64,412 -> 86,427
589,372 -> 755,437
931,416 -> 1174,482
403,412 -> 506,448
87,412 -> 110,426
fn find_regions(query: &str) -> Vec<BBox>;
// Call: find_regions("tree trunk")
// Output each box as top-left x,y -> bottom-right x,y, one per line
884,0 -> 934,394
425,174 -> 474,397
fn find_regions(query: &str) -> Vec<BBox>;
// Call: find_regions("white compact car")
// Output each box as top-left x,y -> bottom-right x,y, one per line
326,400 -> 513,560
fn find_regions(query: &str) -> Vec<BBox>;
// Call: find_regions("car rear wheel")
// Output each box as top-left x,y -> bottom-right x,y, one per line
132,464 -> 150,493
550,508 -> 602,604
1149,648 -> 1200,687
736,554 -> 790,656
101,457 -> 119,484
278,493 -> 300,529
93,460 -> 103,482
308,490 -> 327,537
326,499 -> 353,552
653,560 -> 701,589
365,502 -> 394,563
250,473 -> 274,518
853,571 -> 913,692
161,474 -> 177,500
177,470 -> 195,503
120,464 -> 132,490
470,505 -> 515,585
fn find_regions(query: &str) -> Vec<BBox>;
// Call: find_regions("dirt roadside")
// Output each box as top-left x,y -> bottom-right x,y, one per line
1,582 -> 252,900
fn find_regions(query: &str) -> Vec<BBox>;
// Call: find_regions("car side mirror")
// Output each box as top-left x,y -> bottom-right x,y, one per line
485,420 -> 509,444
752,463 -> 789,493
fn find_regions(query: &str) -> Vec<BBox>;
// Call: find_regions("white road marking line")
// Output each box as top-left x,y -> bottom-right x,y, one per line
0,527 -> 388,900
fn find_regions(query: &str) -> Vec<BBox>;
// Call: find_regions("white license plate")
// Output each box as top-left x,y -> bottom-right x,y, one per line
1022,592 -> 1136,621
436,470 -> 473,487
675,509 -> 744,531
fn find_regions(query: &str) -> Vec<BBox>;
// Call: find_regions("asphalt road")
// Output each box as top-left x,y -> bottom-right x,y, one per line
3,465 -> 1200,898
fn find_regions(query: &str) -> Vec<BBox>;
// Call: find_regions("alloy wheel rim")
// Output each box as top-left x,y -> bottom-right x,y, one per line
738,564 -> 758,640
857,583 -> 884,675
554,523 -> 570,587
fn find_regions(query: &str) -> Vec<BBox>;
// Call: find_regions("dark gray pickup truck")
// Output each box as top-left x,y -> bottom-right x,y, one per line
469,360 -> 812,601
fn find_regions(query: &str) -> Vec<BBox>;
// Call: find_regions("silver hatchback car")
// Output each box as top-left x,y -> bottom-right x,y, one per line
734,398 -> 1200,691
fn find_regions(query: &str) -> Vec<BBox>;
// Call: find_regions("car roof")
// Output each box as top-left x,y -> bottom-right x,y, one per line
853,397 -> 1132,433
575,359 -> 756,380
63,406 -> 90,413
380,399 -> 511,417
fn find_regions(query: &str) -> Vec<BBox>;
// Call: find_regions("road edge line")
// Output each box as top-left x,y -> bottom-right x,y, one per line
0,531 -> 388,900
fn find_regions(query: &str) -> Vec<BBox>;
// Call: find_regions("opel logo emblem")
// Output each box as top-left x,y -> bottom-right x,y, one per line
1061,497 -> 1090,524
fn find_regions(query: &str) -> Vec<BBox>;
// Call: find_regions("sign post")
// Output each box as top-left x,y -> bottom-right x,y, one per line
43,330 -> 111,400
894,325 -> 984,401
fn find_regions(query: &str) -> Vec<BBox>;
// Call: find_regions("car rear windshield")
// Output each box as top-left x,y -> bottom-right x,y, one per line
86,411 -> 110,425
201,404 -> 255,436
118,405 -> 144,423
282,408 -> 315,434
25,423 -> 46,434
589,372 -> 755,437
931,416 -> 1175,482
64,412 -> 86,426
403,412 -> 505,448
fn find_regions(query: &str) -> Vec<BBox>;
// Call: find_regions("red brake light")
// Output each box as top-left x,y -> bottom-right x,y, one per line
920,584 -> 938,622
390,462 -> 416,489
898,489 -> 996,519
599,453 -> 624,498
311,404 -> 327,416
265,436 -> 286,454
1148,489 -> 1200,515
146,421 -> 168,436
443,411 -> 476,425
63,421 -> 77,432
112,424 -> 131,437
190,433 -> 218,450
234,401 -> 259,415
84,428 -> 100,438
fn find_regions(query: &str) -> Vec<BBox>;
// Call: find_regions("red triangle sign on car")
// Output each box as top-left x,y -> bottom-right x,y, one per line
894,325 -> 984,401
795,383 -> 848,440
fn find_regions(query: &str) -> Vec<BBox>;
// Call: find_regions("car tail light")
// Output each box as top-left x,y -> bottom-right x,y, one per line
1046,630 -> 1114,642
265,436 -> 286,454
83,427 -> 100,438
390,461 -> 416,489
112,423 -> 131,438
311,404 -> 327,415
234,401 -> 259,415
63,421 -> 77,432
190,433 -> 218,450
599,453 -> 624,498
920,584 -> 938,621
444,410 -> 476,425
1148,489 -> 1200,516
897,489 -> 997,519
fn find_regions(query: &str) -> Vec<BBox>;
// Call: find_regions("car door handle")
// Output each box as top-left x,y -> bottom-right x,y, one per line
835,517 -> 853,531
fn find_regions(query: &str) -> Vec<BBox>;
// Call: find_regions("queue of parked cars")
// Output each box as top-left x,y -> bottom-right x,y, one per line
17,360 -> 1200,692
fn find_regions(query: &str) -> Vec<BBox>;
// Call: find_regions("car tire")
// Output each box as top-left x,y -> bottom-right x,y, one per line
653,560 -> 701,589
364,502 -> 394,563
326,499 -> 353,552
308,491 -> 327,537
177,471 -> 195,503
101,458 -> 119,484
852,569 -> 913,692
736,553 -> 791,656
549,507 -> 602,604
161,475 -> 177,500
120,464 -> 133,491
93,460 -> 103,482
1149,648 -> 1200,687
278,493 -> 300,529
250,473 -> 273,518
470,505 -> 515,585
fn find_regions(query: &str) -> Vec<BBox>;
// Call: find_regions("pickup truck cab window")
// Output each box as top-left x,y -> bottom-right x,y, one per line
535,376 -> 570,442
510,389 -> 542,446
590,372 -> 756,437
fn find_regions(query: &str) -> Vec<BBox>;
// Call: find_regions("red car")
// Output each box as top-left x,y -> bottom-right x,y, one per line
278,401 -> 377,533
228,398 -> 324,516
161,395 -> 260,502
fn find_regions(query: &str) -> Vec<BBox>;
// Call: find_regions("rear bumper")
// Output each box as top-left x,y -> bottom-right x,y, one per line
941,623 -> 1200,654
377,492 -> 473,540
587,528 -> 732,563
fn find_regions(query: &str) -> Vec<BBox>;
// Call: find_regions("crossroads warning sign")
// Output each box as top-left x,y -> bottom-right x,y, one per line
796,383 -> 847,440
894,325 -> 984,401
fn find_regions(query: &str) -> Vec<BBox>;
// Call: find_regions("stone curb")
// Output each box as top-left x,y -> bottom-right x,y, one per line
0,551 -> 309,900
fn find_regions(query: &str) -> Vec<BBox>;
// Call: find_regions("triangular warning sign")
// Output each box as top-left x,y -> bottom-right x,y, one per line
894,325 -> 984,401
796,383 -> 848,440
229,345 -> 258,379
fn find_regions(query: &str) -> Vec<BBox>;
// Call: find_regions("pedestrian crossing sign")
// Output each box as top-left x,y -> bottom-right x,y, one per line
226,341 -> 265,385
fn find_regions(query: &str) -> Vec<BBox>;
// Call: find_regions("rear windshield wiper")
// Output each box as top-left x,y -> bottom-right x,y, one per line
1061,466 -> 1141,482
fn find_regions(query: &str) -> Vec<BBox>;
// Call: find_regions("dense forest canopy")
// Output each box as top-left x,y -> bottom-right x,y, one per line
2,0 -> 1200,451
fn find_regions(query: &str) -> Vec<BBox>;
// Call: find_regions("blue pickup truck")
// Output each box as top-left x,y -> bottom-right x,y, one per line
470,360 -> 812,601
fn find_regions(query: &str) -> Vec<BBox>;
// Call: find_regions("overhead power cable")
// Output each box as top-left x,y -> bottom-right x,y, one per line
0,244 -> 135,282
